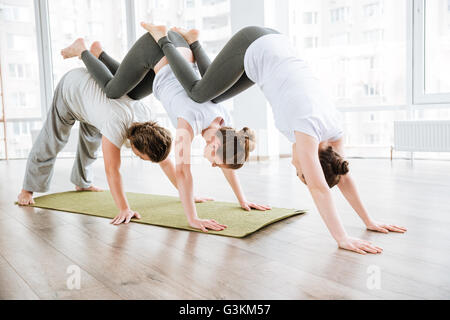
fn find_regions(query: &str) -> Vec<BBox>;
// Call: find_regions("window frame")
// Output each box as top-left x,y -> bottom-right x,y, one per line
412,0 -> 450,104
34,0 -> 53,116
32,0 -> 137,116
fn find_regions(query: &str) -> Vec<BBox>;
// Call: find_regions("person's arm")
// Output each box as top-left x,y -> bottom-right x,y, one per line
220,168 -> 271,211
102,136 -> 141,225
294,132 -> 382,255
175,119 -> 226,232
159,156 -> 214,203
159,157 -> 178,189
330,139 -> 407,234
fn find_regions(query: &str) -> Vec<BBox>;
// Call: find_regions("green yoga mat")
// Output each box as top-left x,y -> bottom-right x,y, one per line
24,191 -> 306,238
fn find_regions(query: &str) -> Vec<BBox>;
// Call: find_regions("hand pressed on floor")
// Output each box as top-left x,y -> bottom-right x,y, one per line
111,208 -> 142,225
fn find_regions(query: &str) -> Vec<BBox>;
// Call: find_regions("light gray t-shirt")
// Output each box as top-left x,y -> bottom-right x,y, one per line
60,68 -> 153,148
244,34 -> 343,143
153,64 -> 232,135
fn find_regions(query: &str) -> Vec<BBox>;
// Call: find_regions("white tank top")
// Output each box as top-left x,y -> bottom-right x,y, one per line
153,64 -> 232,135
244,34 -> 343,143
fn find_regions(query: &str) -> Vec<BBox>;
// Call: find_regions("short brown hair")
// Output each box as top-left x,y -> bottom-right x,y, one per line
127,121 -> 172,162
319,146 -> 349,188
216,127 -> 256,170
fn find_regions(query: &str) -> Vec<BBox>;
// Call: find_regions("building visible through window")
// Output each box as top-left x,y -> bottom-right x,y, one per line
288,0 -> 407,156
364,2 -> 384,18
303,12 -> 318,24
304,36 -> 319,48
330,32 -> 350,46
364,29 -> 384,43
330,7 -> 351,24
186,0 -> 195,8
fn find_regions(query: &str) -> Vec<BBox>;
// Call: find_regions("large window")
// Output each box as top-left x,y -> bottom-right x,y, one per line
48,0 -> 128,85
1,0 -> 450,160
342,110 -> 408,158
289,0 -> 407,108
423,0 -> 450,94
289,0 -> 408,156
413,0 -> 450,104
0,0 -> 42,159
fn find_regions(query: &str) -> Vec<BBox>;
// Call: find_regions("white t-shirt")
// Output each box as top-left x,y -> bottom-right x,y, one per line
153,64 -> 232,135
61,68 -> 153,148
244,34 -> 343,143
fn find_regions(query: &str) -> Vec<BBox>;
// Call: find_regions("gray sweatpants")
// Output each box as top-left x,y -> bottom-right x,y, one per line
22,79 -> 102,193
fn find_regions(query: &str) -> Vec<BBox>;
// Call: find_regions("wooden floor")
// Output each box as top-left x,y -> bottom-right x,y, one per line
0,156 -> 449,300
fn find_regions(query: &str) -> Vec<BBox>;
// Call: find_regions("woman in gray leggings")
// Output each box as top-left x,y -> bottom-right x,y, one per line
141,23 -> 407,255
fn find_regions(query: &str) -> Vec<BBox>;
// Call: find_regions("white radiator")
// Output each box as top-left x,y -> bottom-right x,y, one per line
394,120 -> 450,152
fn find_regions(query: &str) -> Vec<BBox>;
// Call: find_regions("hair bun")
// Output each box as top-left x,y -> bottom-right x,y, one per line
333,159 -> 349,175
240,127 -> 256,152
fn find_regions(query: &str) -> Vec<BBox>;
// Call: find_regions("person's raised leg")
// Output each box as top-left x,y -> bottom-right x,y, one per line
61,38 -> 124,98
61,34 -> 164,99
90,41 -> 120,74
142,24 -> 274,103
171,27 -> 210,76
142,23 -> 218,103
89,41 -> 157,100
18,82 -> 76,205
70,122 -> 103,192
172,27 -> 256,104
125,31 -> 189,99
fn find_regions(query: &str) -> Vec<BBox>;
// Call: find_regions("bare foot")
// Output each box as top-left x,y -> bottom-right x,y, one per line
61,38 -> 87,59
140,22 -> 168,42
90,41 -> 103,59
76,185 -> 103,192
17,189 -> 34,206
171,27 -> 199,45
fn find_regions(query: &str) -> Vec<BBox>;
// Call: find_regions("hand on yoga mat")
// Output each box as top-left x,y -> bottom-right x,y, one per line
240,200 -> 272,212
366,220 -> 408,234
111,208 -> 142,225
337,236 -> 383,255
188,218 -> 227,233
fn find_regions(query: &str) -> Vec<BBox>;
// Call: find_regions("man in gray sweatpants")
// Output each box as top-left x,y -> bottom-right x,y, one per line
22,77 -> 102,194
